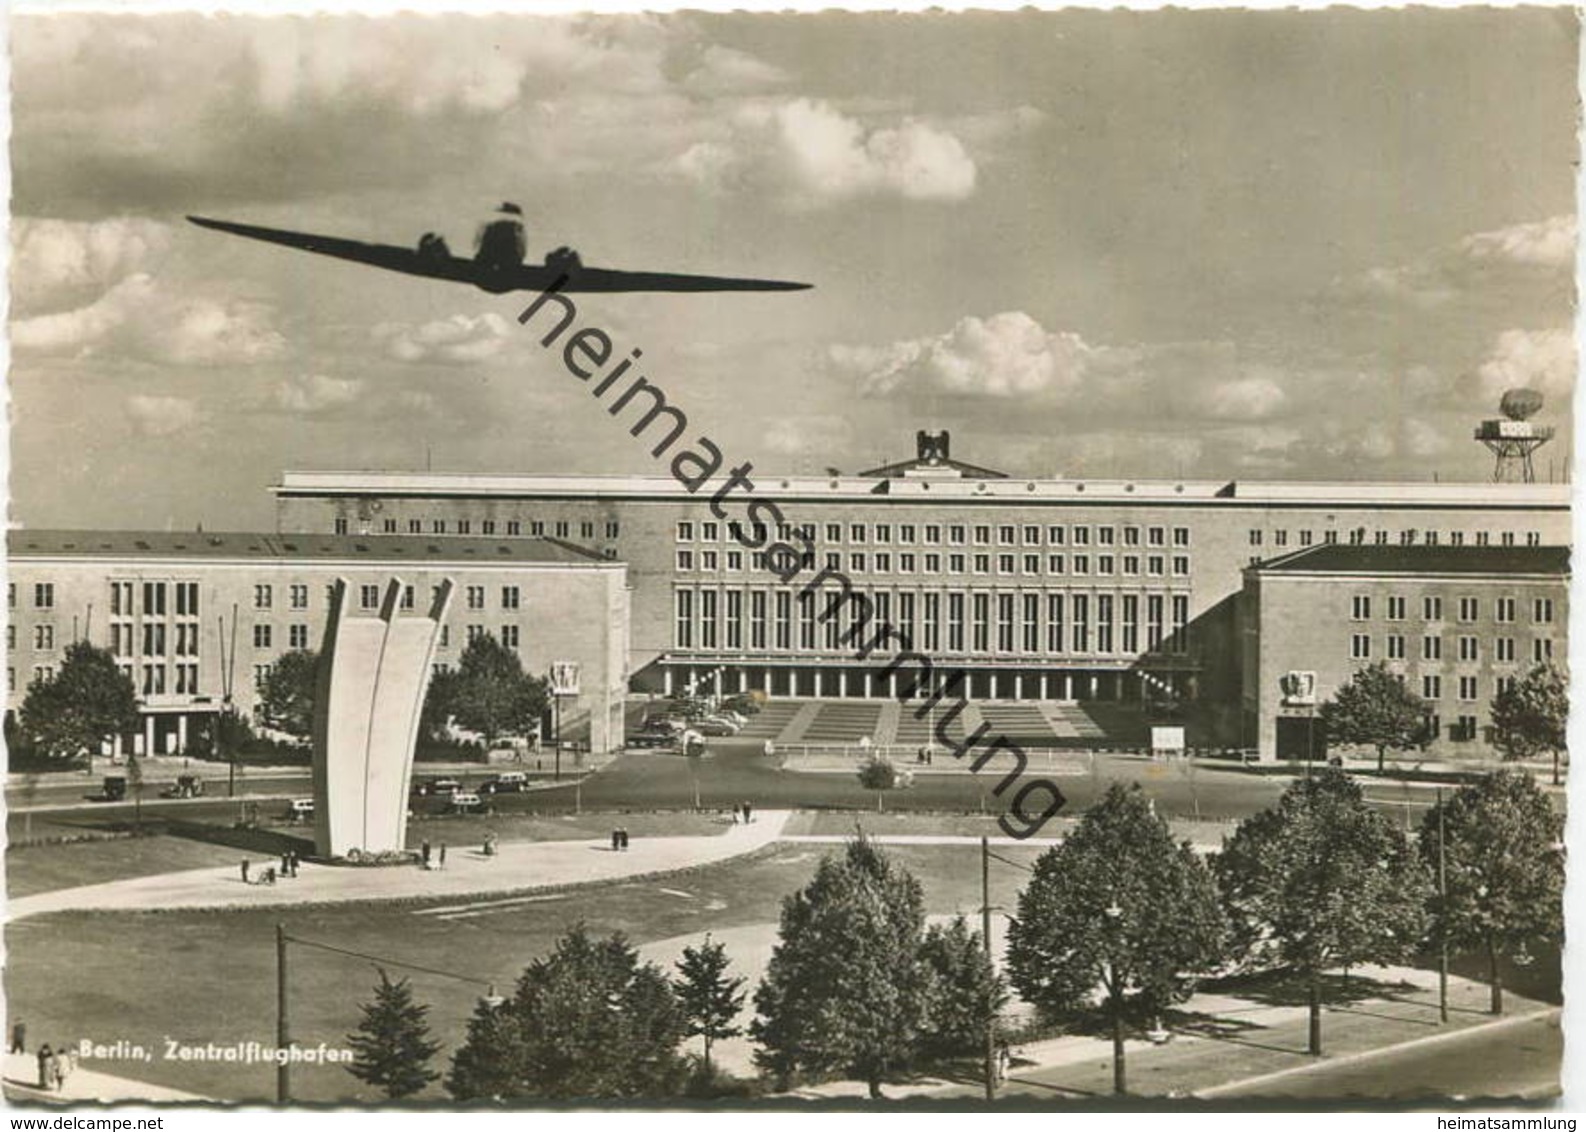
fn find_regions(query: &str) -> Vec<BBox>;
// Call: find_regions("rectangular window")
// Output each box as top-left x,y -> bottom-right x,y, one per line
458,520 -> 471,535
1172,556 -> 1190,576
175,582 -> 199,617
774,591 -> 792,650
253,624 -> 272,649
675,590 -> 693,648
288,584 -> 307,610
1495,597 -> 1516,623
1459,636 -> 1479,662
141,583 -> 164,616
750,591 -> 768,650
999,525 -> 1017,546
699,590 -> 717,650
1423,674 -> 1441,699
502,586 -> 520,610
947,592 -> 966,652
289,624 -> 309,649
1072,594 -> 1090,652
1534,598 -> 1555,624
579,520 -> 594,539
431,520 -> 446,534
677,550 -> 694,571
1097,555 -> 1115,575
504,520 -> 521,536
530,521 -> 545,537
1386,595 -> 1406,620
1097,527 -> 1115,546
1422,635 -> 1442,661
703,521 -> 720,542
1534,637 -> 1554,663
1458,676 -> 1478,702
1073,527 -> 1091,547
998,553 -> 1016,574
850,524 -> 867,543
1273,530 -> 1288,547
1173,527 -> 1190,547
974,525 -> 992,546
1073,554 -> 1090,575
1458,597 -> 1479,622
466,586 -> 485,611
973,554 -> 990,575
703,551 -> 720,572
1387,634 -> 1405,659
949,525 -> 966,546
1048,554 -> 1065,574
1046,594 -> 1064,652
1147,556 -> 1164,576
971,593 -> 990,652
725,590 -> 743,650
1423,596 -> 1443,621
1171,596 -> 1189,655
1249,530 -> 1263,547
850,554 -> 866,574
1022,593 -> 1039,653
1497,637 -> 1516,662
1024,554 -> 1040,574
1048,526 -> 1066,545
997,593 -> 1015,652
727,550 -> 743,572
1121,595 -> 1139,654
1097,595 -> 1114,653
1023,525 -> 1041,546
949,553 -> 966,573
1146,595 -> 1165,651
466,625 -> 486,643
555,521 -> 569,538
1352,595 -> 1371,620
875,524 -> 892,544
1351,634 -> 1371,660
1147,527 -> 1166,547
33,624 -> 54,651
360,584 -> 380,610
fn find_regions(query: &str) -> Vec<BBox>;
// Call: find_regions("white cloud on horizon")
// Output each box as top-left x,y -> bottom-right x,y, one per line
273,373 -> 365,414
127,393 -> 202,436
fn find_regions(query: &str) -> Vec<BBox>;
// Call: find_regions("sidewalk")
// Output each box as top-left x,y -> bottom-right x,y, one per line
2,1052 -> 209,1103
7,811 -> 791,920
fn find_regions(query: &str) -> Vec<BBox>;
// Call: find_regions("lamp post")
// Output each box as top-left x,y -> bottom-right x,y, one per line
1104,899 -> 1126,1095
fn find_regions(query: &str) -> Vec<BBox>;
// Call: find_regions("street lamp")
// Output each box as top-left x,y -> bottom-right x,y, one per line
1102,899 -> 1127,1095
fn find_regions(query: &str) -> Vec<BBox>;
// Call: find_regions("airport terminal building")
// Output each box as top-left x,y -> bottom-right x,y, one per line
271,431 -> 1570,757
6,530 -> 631,755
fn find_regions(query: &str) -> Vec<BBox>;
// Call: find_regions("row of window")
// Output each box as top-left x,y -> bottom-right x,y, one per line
1348,633 -> 1554,665
334,517 -> 620,540
674,588 -> 1191,657
1350,595 -> 1556,624
1254,528 -> 1542,549
676,519 -> 1190,548
677,547 -> 1192,579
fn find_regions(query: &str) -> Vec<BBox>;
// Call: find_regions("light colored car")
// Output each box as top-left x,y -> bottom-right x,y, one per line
286,798 -> 315,820
449,792 -> 484,812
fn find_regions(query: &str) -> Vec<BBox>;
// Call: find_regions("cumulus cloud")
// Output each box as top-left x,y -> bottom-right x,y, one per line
681,44 -> 788,97
1475,327 -> 1575,401
677,98 -> 977,206
1461,215 -> 1576,269
1202,376 -> 1287,421
274,373 -> 365,414
11,216 -> 172,316
12,272 -> 287,365
127,394 -> 202,437
839,311 -> 1090,399
372,312 -> 513,365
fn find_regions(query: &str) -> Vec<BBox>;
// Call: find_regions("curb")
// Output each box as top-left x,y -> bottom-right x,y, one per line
1192,1006 -> 1561,1099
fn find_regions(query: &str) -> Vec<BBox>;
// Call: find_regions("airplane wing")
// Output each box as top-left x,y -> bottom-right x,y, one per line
187,215 -> 812,293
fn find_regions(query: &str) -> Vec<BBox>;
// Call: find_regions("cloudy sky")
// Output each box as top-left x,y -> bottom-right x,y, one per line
9,9 -> 1578,531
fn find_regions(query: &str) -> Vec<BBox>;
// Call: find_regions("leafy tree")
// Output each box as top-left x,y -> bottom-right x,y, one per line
257,648 -> 319,741
446,634 -> 549,746
419,666 -> 460,743
447,925 -> 686,1100
1319,661 -> 1428,774
1318,661 -> 1429,774
1419,771 -> 1564,1015
674,934 -> 747,1075
346,968 -> 442,1099
1215,768 -> 1429,1055
19,641 -> 139,762
856,755 -> 912,812
918,915 -> 1007,1063
1008,783 -> 1224,1094
1490,663 -> 1568,786
752,837 -> 931,1098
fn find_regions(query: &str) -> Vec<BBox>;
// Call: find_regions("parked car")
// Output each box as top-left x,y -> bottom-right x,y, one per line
160,774 -> 206,799
628,732 -> 671,749
698,719 -> 739,737
97,775 -> 127,802
449,792 -> 484,812
285,798 -> 315,821
412,777 -> 464,796
482,771 -> 528,794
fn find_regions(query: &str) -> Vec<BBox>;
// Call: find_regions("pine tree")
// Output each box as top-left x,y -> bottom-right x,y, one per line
1419,771 -> 1564,1014
674,934 -> 747,1074
1007,783 -> 1224,1094
345,969 -> 442,1100
752,836 -> 931,1098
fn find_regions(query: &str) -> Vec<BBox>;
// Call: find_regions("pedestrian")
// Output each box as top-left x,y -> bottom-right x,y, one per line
611,829 -> 621,852
54,1043 -> 72,1091
10,1019 -> 25,1054
996,1042 -> 1009,1082
280,851 -> 291,877
731,802 -> 741,824
422,841 -> 432,868
439,843 -> 447,869
288,850 -> 299,878
36,1044 -> 51,1090
619,827 -> 629,851
241,859 -> 250,885
742,801 -> 753,824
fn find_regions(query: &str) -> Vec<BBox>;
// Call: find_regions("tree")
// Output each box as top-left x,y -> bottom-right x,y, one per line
1319,661 -> 1429,773
346,968 -> 442,1099
1215,768 -> 1429,1055
1419,771 -> 1564,1015
856,754 -> 912,812
1007,783 -> 1224,1094
445,634 -> 549,746
257,648 -> 318,741
1490,663 -> 1568,786
918,915 -> 1007,1063
752,837 -> 931,1097
447,925 -> 686,1100
674,933 -> 747,1075
18,641 -> 139,763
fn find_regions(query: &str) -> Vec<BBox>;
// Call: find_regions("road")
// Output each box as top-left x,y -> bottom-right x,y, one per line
1215,1011 -> 1562,1101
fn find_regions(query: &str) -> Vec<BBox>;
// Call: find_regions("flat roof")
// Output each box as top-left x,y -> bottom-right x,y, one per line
273,470 -> 1571,509
7,530 -> 618,567
1253,544 -> 1570,576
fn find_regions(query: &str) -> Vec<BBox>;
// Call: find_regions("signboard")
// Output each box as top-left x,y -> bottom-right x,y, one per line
1280,670 -> 1317,706
548,660 -> 581,696
1150,726 -> 1185,753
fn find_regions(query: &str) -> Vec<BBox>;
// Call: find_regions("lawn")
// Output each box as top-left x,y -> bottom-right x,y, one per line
6,836 -> 247,898
4,840 -> 1039,1104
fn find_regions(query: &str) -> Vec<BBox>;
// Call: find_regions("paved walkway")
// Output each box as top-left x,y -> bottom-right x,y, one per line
2,1052 -> 208,1103
7,812 -> 791,920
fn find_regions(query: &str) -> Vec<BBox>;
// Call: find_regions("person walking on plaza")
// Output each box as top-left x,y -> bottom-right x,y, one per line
742,801 -> 753,824
10,1020 -> 25,1054
240,859 -> 250,885
422,841 -> 432,868
280,851 -> 291,878
287,850 -> 299,878
619,827 -> 629,851
439,843 -> 447,869
611,829 -> 621,852
36,1044 -> 52,1090
53,1043 -> 72,1091
731,802 -> 741,825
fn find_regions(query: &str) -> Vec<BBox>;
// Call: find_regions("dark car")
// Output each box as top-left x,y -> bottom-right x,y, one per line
412,777 -> 464,796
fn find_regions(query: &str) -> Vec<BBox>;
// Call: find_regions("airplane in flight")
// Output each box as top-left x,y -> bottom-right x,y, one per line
188,203 -> 812,294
